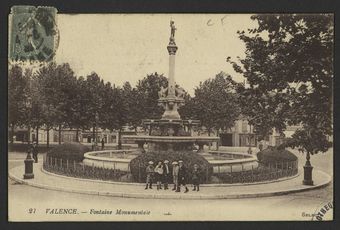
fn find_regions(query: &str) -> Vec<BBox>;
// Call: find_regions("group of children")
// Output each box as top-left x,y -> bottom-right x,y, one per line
145,160 -> 201,193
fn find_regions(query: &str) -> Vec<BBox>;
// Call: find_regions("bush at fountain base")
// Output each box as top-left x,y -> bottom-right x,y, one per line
130,152 -> 213,183
46,142 -> 90,162
257,147 -> 298,169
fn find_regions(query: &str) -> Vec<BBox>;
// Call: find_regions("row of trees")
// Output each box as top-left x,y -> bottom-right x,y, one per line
8,63 -> 171,148
9,61 -> 242,148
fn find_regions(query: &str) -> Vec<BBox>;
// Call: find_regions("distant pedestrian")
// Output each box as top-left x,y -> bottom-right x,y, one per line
154,161 -> 164,190
91,140 -> 95,151
177,160 -> 189,193
172,161 -> 179,191
162,160 -> 171,190
32,143 -> 38,163
192,164 -> 201,191
145,161 -> 154,189
101,138 -> 105,150
247,146 -> 252,155
259,141 -> 264,151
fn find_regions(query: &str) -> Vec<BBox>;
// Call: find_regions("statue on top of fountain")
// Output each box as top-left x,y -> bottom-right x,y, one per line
158,85 -> 185,99
158,86 -> 167,98
169,20 -> 176,45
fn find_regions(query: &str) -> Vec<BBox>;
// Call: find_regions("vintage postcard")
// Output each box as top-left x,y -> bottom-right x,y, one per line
8,7 -> 333,221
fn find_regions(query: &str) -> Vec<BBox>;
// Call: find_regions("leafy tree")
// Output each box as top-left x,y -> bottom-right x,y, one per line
34,63 -> 77,145
135,72 -> 168,120
70,76 -> 92,141
227,14 -> 333,183
122,81 -> 141,131
34,63 -> 57,147
25,68 -> 46,145
8,65 -> 28,143
189,72 -> 241,136
236,84 -> 290,141
83,72 -> 105,144
178,93 -> 194,120
99,84 -> 128,149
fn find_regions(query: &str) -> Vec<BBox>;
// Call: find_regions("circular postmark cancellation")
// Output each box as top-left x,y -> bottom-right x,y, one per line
9,6 -> 59,63
311,200 -> 333,221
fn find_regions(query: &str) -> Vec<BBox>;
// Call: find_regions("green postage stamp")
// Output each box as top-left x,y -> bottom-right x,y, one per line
9,5 -> 59,62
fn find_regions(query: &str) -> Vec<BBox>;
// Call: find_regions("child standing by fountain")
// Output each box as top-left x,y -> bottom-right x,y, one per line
172,161 -> 179,191
145,161 -> 154,189
154,161 -> 164,190
177,160 -> 189,193
192,164 -> 200,191
163,160 -> 171,190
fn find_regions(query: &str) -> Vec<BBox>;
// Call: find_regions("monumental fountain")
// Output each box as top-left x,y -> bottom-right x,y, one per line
82,21 -> 259,182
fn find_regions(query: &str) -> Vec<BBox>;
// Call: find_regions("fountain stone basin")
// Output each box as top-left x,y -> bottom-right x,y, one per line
122,135 -> 220,143
123,135 -> 220,152
206,151 -> 259,173
83,150 -> 138,172
83,149 -> 259,174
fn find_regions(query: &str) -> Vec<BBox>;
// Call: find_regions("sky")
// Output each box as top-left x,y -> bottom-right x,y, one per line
55,14 -> 257,95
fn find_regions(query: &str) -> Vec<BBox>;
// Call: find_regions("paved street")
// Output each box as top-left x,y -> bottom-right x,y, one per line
8,149 -> 333,221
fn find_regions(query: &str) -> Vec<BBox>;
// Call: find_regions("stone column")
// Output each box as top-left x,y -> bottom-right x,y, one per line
168,53 -> 176,97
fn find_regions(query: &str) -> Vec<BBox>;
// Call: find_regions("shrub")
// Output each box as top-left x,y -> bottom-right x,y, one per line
46,142 -> 90,162
257,147 -> 298,165
8,143 -> 51,153
130,151 -> 213,183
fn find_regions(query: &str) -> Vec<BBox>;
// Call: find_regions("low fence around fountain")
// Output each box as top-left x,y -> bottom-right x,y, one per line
42,153 -> 298,184
210,160 -> 298,184
43,155 -> 132,182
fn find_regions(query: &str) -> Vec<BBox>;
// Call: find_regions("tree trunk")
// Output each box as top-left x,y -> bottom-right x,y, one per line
92,124 -> 96,144
27,125 -> 31,145
10,123 -> 15,144
148,125 -> 152,136
76,128 -> 79,142
118,128 -> 122,150
216,129 -> 220,150
46,126 -> 50,149
58,124 -> 62,144
36,126 -> 39,145
208,129 -> 211,150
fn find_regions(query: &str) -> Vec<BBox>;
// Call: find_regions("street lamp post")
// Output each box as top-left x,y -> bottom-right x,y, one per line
303,130 -> 314,185
24,96 -> 34,179
95,112 -> 99,150
247,124 -> 252,155
23,147 -> 34,179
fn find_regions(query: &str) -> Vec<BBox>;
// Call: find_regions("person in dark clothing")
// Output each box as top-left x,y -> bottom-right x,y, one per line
177,160 -> 189,193
32,143 -> 38,163
162,160 -> 171,190
192,164 -> 201,191
101,138 -> 105,150
145,161 -> 154,189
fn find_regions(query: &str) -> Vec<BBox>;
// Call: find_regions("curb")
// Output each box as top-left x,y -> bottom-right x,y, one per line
8,166 -> 332,200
